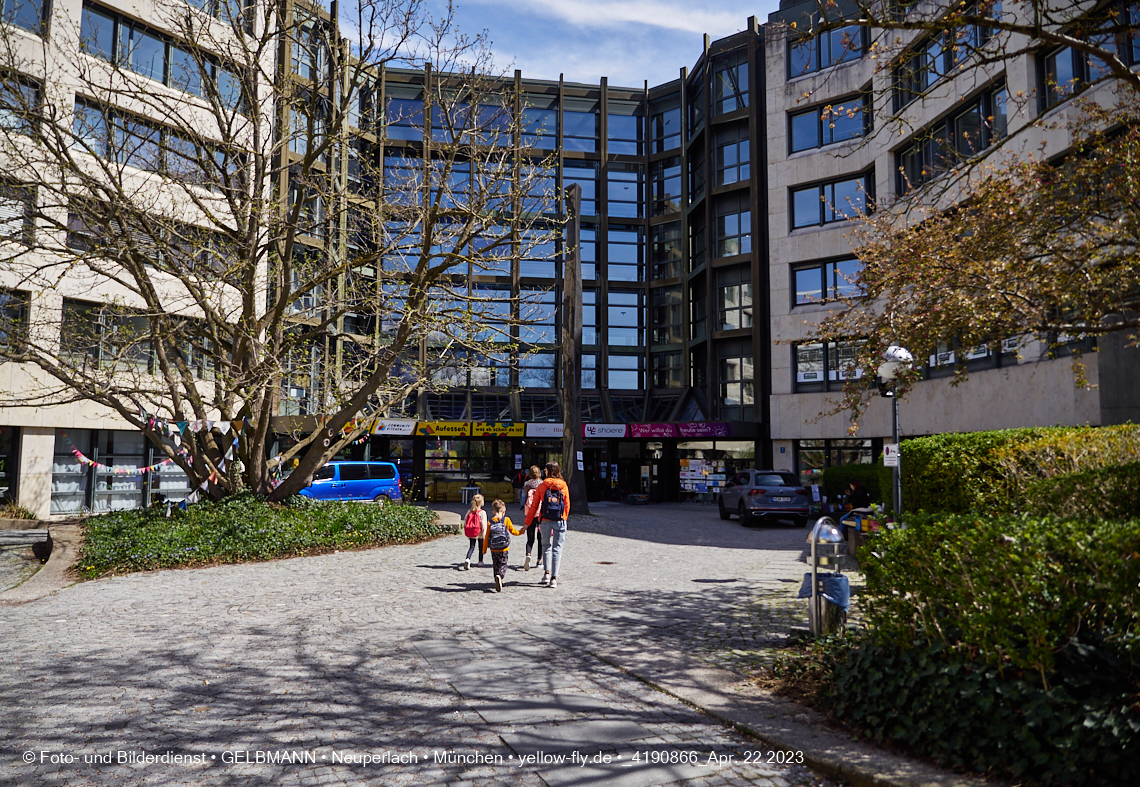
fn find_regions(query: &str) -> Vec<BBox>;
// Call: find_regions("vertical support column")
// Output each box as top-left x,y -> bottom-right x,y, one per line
562,184 -> 589,516
16,427 -> 54,520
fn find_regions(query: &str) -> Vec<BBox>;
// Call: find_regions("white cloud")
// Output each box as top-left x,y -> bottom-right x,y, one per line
470,0 -> 748,36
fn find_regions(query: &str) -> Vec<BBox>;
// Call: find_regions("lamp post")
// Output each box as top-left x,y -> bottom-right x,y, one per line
877,345 -> 913,517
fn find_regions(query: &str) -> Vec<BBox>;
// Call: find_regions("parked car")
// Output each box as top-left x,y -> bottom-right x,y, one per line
298,461 -> 403,503
718,469 -> 809,526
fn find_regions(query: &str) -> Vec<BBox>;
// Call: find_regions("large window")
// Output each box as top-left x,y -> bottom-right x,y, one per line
714,55 -> 748,114
789,95 -> 868,153
715,126 -> 750,185
650,104 -> 681,152
563,104 -> 598,152
608,354 -> 643,389
796,438 -> 875,488
651,351 -> 682,388
0,78 -> 38,135
791,174 -> 870,229
689,279 -> 706,339
651,157 -> 682,216
794,340 -> 866,392
650,222 -> 681,280
519,288 -> 556,344
520,229 -> 556,278
564,163 -> 597,217
81,4 -> 241,106
384,92 -> 424,141
716,267 -> 752,331
607,106 -> 641,155
61,299 -> 153,374
897,86 -> 1006,192
3,0 -> 46,34
579,226 -> 596,280
788,24 -> 864,77
522,97 -> 557,150
608,291 -> 643,347
582,289 -> 597,345
651,286 -> 683,346
718,341 -> 754,420
793,258 -> 863,305
607,225 -> 643,282
1038,16 -> 1140,112
518,352 -> 556,388
607,164 -> 642,219
0,183 -> 34,247
0,288 -> 27,356
716,194 -> 751,257
893,8 -> 998,110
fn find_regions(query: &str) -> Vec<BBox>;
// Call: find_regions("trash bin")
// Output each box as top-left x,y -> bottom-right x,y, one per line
798,517 -> 849,636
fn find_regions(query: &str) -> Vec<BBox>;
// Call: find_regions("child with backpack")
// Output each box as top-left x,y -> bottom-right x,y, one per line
484,499 -> 525,592
524,461 -> 570,589
461,493 -> 488,570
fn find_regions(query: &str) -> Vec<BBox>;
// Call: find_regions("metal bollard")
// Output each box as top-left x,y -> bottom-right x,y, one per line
809,516 -> 847,636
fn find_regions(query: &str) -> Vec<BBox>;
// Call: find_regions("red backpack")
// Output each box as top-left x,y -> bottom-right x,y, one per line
464,510 -> 483,538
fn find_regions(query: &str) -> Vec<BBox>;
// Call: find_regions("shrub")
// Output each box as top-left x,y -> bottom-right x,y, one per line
820,463 -> 886,505
1024,461 -> 1140,519
77,493 -> 443,578
0,502 -> 37,520
860,512 -> 1140,677
769,511 -> 1140,785
901,424 -> 1140,515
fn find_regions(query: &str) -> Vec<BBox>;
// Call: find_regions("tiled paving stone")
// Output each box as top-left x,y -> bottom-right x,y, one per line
1,504 -> 849,786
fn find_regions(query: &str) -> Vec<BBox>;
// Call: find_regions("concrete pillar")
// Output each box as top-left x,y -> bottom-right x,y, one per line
18,427 -> 55,520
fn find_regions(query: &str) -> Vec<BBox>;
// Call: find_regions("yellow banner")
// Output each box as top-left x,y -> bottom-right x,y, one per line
471,421 -> 525,437
414,421 -> 471,437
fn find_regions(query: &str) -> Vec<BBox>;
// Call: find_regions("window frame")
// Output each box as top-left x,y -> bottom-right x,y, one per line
790,173 -> 873,230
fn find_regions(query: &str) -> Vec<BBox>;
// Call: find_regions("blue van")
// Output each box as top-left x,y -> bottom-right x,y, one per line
298,462 -> 403,503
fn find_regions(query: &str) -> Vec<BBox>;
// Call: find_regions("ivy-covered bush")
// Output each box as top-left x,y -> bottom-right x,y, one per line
78,493 -> 443,578
901,424 -> 1140,515
772,512 -> 1140,785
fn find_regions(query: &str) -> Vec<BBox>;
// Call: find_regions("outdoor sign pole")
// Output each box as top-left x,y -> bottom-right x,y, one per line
561,184 -> 590,515
892,391 -> 901,516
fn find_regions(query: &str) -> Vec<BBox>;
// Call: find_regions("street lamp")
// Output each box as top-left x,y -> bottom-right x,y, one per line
877,345 -> 913,517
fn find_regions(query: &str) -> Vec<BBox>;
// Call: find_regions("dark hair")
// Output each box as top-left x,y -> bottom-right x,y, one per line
545,461 -> 563,479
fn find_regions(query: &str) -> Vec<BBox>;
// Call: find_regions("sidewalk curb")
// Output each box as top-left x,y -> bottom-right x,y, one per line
0,524 -> 82,605
524,628 -> 1001,787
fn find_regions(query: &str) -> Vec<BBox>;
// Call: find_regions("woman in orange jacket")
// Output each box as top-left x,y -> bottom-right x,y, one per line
524,461 -> 570,588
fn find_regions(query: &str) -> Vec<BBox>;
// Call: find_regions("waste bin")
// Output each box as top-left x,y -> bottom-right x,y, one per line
798,517 -> 850,636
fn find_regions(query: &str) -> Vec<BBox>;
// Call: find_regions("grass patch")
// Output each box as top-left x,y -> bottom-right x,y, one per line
77,493 -> 445,579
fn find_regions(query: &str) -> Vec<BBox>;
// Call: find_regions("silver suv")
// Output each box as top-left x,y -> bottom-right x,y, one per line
719,469 -> 810,526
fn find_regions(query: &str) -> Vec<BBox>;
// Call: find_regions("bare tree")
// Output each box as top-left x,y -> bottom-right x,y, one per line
0,0 -> 557,499
778,0 -> 1140,419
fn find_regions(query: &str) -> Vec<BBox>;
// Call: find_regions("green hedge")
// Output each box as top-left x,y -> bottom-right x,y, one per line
773,512 -> 1140,784
78,494 -> 444,578
1025,461 -> 1140,519
901,424 -> 1140,515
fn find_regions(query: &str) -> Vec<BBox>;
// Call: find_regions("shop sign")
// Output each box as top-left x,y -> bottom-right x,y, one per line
414,421 -> 471,437
677,422 -> 732,438
629,423 -> 677,438
471,421 -> 524,437
526,423 -> 564,438
371,419 -> 416,436
582,423 -> 627,438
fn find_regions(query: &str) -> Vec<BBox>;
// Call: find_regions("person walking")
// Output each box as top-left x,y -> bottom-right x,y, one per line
483,499 -> 525,592
524,461 -> 570,588
511,467 -> 528,507
461,493 -> 488,570
521,465 -> 543,570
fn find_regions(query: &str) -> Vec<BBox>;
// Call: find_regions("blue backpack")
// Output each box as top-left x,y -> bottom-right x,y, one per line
488,517 -> 510,550
539,486 -> 565,521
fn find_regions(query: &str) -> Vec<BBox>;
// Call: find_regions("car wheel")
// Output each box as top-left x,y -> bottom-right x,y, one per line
374,494 -> 391,504
738,501 -> 748,525
718,498 -> 730,520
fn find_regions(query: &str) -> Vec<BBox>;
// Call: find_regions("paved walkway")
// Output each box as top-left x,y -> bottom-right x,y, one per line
0,503 -> 847,787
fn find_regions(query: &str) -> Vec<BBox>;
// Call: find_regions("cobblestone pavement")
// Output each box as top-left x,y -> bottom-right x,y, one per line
0,545 -> 40,593
0,503 -> 853,787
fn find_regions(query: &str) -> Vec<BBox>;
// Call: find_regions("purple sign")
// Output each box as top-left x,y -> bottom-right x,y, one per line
629,423 -> 678,438
677,422 -> 732,438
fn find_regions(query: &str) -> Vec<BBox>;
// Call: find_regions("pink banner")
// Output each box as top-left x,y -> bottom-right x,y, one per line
677,422 -> 732,438
629,423 -> 678,438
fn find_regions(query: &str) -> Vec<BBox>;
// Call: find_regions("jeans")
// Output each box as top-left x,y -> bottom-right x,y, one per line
465,537 -> 484,563
541,519 -> 566,577
525,522 -> 543,556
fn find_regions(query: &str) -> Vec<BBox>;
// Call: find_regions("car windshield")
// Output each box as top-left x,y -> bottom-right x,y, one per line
755,473 -> 798,487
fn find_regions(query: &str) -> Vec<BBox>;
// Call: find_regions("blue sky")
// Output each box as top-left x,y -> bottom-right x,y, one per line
444,0 -> 782,88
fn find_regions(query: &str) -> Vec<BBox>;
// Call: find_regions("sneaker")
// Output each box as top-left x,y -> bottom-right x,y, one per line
549,578 -> 558,589
462,559 -> 470,571
541,573 -> 551,586
494,575 -> 503,593
524,555 -> 532,571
